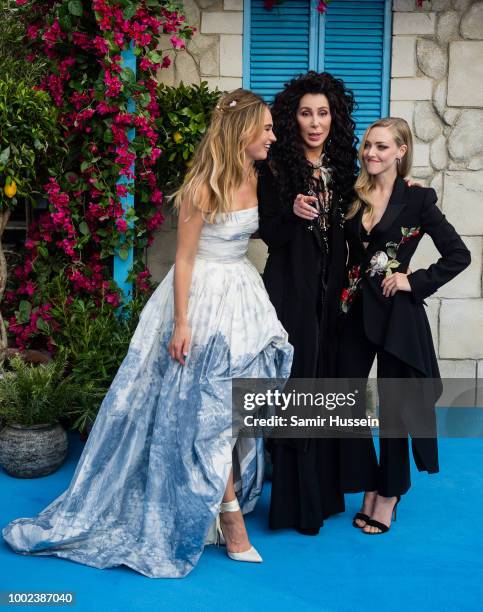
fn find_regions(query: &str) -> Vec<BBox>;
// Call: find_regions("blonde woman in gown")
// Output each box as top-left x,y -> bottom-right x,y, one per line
3,89 -> 293,578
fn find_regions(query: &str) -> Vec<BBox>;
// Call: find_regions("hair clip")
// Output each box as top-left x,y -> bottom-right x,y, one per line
229,100 -> 237,107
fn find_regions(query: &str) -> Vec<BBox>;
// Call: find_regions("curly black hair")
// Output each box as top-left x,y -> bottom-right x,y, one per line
269,71 -> 358,211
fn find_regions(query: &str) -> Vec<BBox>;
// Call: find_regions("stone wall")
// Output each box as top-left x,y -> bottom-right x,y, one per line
156,0 -> 243,91
391,0 -> 483,378
148,0 -> 483,377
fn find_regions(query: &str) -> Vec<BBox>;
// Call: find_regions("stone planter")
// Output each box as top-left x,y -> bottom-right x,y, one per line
0,423 -> 68,478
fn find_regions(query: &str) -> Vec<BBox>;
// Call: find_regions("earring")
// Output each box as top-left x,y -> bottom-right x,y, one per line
396,158 -> 401,165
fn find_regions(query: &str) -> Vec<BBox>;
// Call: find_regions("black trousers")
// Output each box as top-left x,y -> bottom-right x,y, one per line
337,296 -> 412,498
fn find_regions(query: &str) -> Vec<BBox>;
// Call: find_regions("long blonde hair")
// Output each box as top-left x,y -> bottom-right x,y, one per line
346,117 -> 413,219
174,89 -> 268,222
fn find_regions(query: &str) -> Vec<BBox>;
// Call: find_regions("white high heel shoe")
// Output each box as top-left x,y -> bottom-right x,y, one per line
217,498 -> 262,563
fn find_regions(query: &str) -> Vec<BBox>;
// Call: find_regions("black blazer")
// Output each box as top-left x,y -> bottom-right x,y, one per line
343,176 -> 471,378
258,161 -> 347,379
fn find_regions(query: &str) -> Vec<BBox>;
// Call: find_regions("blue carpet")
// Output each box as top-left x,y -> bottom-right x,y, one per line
1,435 -> 482,612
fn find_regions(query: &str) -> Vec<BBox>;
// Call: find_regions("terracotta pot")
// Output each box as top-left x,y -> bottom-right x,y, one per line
0,423 -> 68,478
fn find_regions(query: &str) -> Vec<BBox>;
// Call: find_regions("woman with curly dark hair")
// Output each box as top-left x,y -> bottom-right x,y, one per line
258,71 -> 375,534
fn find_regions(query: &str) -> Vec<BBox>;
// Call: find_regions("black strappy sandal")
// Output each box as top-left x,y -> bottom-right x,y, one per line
352,512 -> 370,528
363,496 -> 401,535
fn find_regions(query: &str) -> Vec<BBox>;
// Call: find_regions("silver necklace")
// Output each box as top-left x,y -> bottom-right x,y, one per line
307,152 -> 325,169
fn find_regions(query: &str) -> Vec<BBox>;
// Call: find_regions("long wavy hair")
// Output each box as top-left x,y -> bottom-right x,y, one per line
269,71 -> 358,211
347,117 -> 413,219
174,89 -> 268,223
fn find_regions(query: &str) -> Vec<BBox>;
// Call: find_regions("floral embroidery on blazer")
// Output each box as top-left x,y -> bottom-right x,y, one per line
340,226 -> 420,312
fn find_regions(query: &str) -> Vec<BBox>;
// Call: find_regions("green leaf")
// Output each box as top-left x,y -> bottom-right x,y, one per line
388,260 -> 401,269
103,128 -> 113,143
79,221 -> 90,236
148,51 -> 163,64
123,4 -> 137,19
118,246 -> 129,261
0,146 -> 10,166
38,245 -> 49,258
59,15 -> 73,30
120,67 -> 136,84
16,301 -> 32,324
138,93 -> 151,108
387,247 -> 397,259
68,0 -> 83,17
36,318 -> 50,333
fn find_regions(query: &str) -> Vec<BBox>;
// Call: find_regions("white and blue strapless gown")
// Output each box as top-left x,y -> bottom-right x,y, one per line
3,206 -> 293,578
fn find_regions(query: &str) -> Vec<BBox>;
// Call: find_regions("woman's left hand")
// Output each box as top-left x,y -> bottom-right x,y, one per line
381,272 -> 412,297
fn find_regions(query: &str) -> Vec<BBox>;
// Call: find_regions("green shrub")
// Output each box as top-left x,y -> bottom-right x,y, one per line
36,273 -> 150,431
0,76 -> 64,210
0,0 -> 47,86
155,81 -> 221,194
0,355 -> 96,427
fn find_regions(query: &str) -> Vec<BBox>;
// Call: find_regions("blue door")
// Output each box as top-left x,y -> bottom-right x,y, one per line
243,0 -> 392,139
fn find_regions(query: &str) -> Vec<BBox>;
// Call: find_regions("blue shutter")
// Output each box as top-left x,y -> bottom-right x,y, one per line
244,0 -> 391,138
323,0 -> 391,139
245,0 -> 313,103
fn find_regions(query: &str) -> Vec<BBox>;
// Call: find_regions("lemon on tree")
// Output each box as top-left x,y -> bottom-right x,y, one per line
3,177 -> 17,199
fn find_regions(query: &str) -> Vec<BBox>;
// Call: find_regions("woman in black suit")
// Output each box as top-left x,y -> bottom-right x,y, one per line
258,72 -> 363,534
335,117 -> 471,533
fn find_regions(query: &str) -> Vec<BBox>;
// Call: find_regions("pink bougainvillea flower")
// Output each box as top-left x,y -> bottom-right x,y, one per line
116,184 -> 128,198
149,147 -> 162,163
72,31 -> 92,49
104,70 -> 123,98
170,36 -> 185,50
139,57 -> 157,71
26,24 -> 41,41
146,210 -> 164,231
92,35 -> 110,56
96,101 -> 118,115
23,281 -> 36,296
150,189 -> 163,204
105,293 -> 121,307
115,218 -> 128,233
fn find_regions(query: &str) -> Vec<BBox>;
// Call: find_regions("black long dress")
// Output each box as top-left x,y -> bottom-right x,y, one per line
258,161 -> 351,532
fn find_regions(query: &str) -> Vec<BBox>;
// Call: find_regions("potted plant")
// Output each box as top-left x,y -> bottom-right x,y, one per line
0,355 -> 87,477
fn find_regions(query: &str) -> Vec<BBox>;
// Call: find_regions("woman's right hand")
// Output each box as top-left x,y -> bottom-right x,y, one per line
293,193 -> 319,220
168,321 -> 191,366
